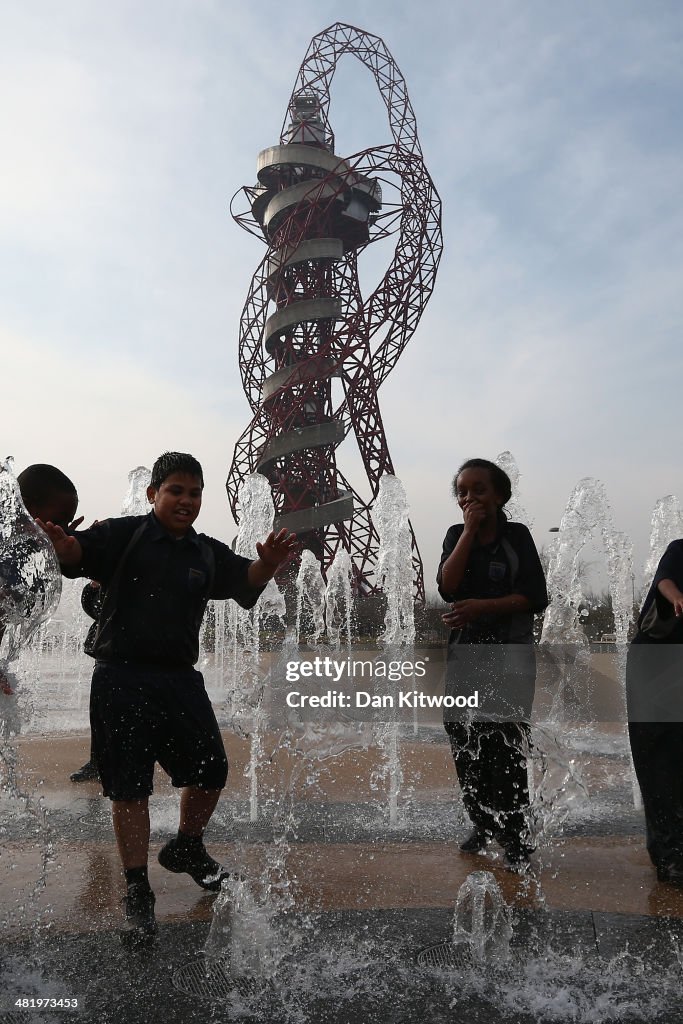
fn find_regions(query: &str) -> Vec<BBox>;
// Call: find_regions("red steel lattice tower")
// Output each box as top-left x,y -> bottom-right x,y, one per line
226,23 -> 442,598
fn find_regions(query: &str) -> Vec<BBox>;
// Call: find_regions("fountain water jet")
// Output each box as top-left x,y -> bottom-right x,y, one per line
370,475 -> 416,826
4,450 -> 678,1021
120,466 -> 151,516
325,548 -> 354,648
205,874 -> 282,980
644,495 -> 683,590
418,870 -> 512,968
295,550 -> 326,647
541,477 -> 637,808
0,458 -> 62,669
228,474 -> 285,821
496,450 -> 533,528
542,477 -> 633,646
453,870 -> 513,962
0,457 -> 63,936
372,475 -> 415,648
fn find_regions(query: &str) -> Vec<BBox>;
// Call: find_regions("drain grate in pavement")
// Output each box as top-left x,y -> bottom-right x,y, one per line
417,941 -> 472,970
172,955 -> 270,1001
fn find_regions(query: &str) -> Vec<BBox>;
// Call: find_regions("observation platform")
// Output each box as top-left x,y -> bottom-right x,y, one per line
2,713 -> 683,1024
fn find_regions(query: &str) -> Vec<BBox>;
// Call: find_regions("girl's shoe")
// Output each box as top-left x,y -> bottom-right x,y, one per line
459,828 -> 490,853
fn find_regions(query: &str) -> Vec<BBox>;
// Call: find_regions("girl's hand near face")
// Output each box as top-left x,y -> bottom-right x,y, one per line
442,599 -> 486,628
461,501 -> 486,535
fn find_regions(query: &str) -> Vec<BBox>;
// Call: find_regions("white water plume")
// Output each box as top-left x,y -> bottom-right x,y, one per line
496,450 -> 533,528
453,870 -> 513,962
296,550 -> 326,646
643,495 -> 683,592
542,477 -> 634,645
120,465 -> 151,516
325,547 -> 353,648
371,475 -> 415,648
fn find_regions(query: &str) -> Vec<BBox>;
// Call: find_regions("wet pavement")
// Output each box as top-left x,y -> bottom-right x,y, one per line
3,726 -> 683,1023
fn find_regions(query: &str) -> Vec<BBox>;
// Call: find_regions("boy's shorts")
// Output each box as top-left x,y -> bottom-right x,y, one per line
90,661 -> 229,801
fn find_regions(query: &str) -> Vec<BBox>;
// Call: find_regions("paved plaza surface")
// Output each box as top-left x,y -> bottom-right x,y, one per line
3,722 -> 683,1024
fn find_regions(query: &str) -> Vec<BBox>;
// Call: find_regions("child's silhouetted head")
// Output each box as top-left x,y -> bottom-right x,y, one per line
17,464 -> 78,529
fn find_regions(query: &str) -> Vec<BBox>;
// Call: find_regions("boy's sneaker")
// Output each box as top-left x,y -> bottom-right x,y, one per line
121,883 -> 157,946
157,838 -> 229,892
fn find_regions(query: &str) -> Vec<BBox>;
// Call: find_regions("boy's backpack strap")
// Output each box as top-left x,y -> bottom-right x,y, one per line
198,539 -> 215,597
499,535 -> 520,588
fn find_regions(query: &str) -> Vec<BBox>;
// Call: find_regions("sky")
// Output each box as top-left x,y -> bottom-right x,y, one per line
1,0 -> 682,597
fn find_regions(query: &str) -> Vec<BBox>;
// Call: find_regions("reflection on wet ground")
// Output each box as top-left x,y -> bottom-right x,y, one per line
3,724 -> 683,1023
5,727 -> 682,931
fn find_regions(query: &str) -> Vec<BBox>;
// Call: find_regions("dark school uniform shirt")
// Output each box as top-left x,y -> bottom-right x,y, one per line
63,512 -> 262,668
633,539 -> 683,645
437,519 -> 548,645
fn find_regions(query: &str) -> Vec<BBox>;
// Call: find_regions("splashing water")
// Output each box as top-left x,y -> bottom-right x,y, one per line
496,450 -> 533,528
540,477 -> 639,805
0,458 -> 62,937
0,458 -> 62,667
542,478 -> 634,646
453,870 -> 513,962
325,548 -> 354,648
643,495 -> 683,592
202,472 -> 283,695
445,944 -> 683,1022
370,477 -> 418,825
233,473 -> 286,624
4,452 -> 678,1022
528,724 -> 591,840
120,466 -> 151,516
296,550 -> 326,646
371,475 -> 415,648
228,474 -> 286,821
227,472 -> 284,701
205,875 -> 283,979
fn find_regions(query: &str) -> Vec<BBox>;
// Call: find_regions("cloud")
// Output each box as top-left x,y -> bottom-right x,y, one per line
1,0 -> 681,594
0,324 -> 244,540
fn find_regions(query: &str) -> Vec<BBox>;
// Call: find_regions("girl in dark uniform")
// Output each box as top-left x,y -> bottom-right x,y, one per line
438,459 -> 548,869
627,540 -> 683,884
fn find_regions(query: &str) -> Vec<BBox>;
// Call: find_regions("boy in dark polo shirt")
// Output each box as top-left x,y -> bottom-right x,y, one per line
39,452 -> 295,943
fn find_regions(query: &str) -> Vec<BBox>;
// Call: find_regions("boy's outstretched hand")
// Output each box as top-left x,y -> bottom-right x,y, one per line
250,529 -> 297,586
34,520 -> 83,567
